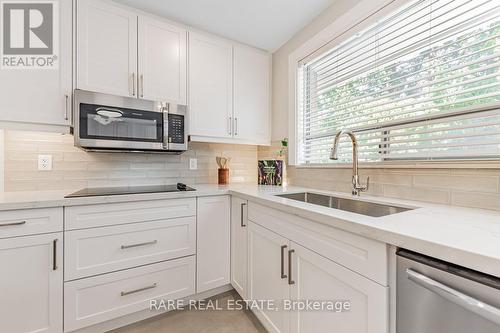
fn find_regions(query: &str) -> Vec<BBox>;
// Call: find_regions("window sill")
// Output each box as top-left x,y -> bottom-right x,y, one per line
291,160 -> 500,169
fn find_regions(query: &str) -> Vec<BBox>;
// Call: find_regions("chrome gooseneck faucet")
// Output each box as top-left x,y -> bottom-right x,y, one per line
330,130 -> 369,196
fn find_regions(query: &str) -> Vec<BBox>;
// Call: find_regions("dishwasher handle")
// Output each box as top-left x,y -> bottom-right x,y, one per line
407,268 -> 500,326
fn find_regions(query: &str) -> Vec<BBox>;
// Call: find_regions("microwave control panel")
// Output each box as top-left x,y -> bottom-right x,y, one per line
168,114 -> 185,144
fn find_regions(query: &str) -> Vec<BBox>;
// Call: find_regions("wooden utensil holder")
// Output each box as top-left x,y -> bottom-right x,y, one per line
218,169 -> 229,185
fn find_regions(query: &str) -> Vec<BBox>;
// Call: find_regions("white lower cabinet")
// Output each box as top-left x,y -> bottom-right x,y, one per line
246,205 -> 389,333
289,242 -> 388,333
230,197 -> 248,298
0,233 -> 63,333
197,196 -> 231,293
64,256 -> 195,332
248,222 -> 290,333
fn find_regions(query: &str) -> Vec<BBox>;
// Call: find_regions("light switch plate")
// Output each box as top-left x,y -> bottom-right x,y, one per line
38,155 -> 53,171
189,158 -> 198,170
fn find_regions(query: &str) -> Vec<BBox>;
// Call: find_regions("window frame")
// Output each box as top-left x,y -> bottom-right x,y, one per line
288,0 -> 500,168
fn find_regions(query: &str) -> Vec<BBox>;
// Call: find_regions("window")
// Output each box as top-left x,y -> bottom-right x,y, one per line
297,0 -> 500,165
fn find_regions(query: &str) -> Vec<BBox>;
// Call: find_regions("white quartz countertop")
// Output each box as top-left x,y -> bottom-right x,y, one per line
0,184 -> 231,210
1,184 -> 500,278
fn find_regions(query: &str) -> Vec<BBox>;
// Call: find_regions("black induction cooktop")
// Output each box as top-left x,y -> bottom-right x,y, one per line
65,183 -> 196,198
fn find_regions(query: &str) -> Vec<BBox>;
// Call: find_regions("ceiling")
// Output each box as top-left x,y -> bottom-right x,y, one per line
113,0 -> 337,51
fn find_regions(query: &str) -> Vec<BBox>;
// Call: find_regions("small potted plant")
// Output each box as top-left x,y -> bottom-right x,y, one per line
258,138 -> 288,186
277,138 -> 288,159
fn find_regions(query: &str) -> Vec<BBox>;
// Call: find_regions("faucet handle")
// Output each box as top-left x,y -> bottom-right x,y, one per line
363,176 -> 370,192
352,175 -> 369,195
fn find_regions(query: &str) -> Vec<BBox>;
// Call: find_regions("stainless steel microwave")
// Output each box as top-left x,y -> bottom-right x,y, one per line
73,90 -> 188,153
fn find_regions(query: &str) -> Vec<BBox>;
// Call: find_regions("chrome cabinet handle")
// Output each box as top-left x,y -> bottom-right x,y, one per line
64,94 -> 69,120
407,269 -> 500,326
288,249 -> 295,285
121,283 -> 157,296
281,245 -> 288,279
131,73 -> 136,96
0,220 -> 26,227
234,117 -> 238,136
240,203 -> 247,227
52,239 -> 58,271
121,240 -> 157,249
228,117 -> 232,135
140,74 -> 144,98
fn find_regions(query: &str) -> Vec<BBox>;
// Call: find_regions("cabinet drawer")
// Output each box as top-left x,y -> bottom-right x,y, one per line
65,216 -> 196,280
248,202 -> 388,285
65,198 -> 196,230
64,256 -> 196,331
0,207 -> 63,239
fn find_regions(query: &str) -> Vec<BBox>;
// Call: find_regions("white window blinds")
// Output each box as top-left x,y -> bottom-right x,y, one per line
297,0 -> 500,164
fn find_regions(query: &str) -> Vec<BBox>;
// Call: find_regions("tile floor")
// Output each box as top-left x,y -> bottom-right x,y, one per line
108,291 -> 267,333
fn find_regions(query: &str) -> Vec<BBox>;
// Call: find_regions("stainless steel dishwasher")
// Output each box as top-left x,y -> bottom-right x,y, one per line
397,249 -> 500,333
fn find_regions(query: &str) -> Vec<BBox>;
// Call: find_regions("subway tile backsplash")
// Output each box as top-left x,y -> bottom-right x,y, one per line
259,141 -> 500,212
3,130 -> 258,191
286,166 -> 500,210
4,133 -> 500,212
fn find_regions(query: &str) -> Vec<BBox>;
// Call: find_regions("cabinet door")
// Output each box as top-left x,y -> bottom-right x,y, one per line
233,45 -> 271,144
189,32 -> 233,139
0,233 -> 63,333
289,242 -> 388,333
248,222 -> 290,333
77,0 -> 137,97
197,196 -> 231,293
230,197 -> 248,298
138,16 -> 187,104
0,0 -> 72,128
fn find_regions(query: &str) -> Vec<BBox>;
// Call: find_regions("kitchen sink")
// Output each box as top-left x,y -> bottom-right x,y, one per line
275,192 -> 413,217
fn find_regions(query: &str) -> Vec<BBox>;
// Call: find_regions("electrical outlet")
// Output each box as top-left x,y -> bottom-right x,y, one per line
189,158 -> 198,170
38,155 -> 53,171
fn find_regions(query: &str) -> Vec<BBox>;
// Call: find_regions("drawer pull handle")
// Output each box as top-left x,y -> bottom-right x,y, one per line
121,240 -> 158,249
121,283 -> 158,296
0,220 -> 26,227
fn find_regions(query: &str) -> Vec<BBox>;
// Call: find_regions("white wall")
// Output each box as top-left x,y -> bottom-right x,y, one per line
271,0 -> 363,141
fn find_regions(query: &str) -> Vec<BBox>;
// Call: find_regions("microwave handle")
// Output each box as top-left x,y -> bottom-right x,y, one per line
163,105 -> 169,150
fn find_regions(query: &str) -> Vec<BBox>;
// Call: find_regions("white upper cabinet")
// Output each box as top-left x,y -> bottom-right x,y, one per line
0,0 -> 72,130
189,32 -> 233,139
138,17 -> 187,104
188,31 -> 271,145
77,0 -> 137,98
77,0 -> 187,104
233,45 -> 271,145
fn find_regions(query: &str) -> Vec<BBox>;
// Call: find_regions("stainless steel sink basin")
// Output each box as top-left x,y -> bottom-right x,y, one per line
275,192 -> 413,217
